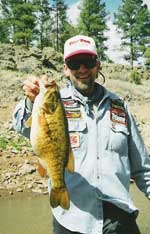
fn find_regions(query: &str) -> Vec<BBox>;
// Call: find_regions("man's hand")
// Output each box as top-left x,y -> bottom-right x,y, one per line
23,75 -> 40,102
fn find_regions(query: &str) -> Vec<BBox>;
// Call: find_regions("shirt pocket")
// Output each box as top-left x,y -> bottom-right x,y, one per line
108,124 -> 129,155
68,120 -> 87,158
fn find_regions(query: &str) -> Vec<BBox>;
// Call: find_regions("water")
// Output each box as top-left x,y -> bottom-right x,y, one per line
0,184 -> 150,234
0,194 -> 53,234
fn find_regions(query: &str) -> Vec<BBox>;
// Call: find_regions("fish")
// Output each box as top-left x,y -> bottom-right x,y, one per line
26,79 -> 74,210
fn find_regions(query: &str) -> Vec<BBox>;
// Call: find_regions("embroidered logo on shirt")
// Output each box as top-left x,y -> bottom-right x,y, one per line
62,98 -> 82,119
110,99 -> 128,125
70,133 -> 80,148
63,99 -> 79,109
66,110 -> 82,119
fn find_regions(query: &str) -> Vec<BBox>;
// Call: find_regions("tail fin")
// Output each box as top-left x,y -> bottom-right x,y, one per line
50,187 -> 70,210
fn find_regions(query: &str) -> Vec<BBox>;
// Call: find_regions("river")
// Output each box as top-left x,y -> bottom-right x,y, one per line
0,194 -> 53,234
0,184 -> 150,234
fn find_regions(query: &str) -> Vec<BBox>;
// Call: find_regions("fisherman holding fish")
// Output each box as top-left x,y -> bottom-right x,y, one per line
13,35 -> 150,234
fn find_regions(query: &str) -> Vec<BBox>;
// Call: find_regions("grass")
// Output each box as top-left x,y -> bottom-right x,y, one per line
0,135 -> 31,151
131,183 -> 150,234
0,137 -> 8,150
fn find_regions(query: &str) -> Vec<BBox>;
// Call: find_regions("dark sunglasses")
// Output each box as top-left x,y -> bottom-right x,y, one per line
66,57 -> 97,70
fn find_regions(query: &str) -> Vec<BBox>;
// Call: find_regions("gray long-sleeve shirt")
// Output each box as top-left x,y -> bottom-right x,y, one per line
13,82 -> 150,234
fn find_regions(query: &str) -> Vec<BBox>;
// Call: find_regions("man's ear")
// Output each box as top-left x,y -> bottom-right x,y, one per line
63,64 -> 70,77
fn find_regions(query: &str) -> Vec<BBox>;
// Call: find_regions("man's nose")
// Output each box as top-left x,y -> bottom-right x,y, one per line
78,64 -> 88,71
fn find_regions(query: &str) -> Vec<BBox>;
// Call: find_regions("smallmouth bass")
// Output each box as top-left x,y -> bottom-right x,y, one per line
26,79 -> 74,210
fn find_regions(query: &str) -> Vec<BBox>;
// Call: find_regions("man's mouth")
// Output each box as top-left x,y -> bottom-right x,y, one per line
78,75 -> 89,80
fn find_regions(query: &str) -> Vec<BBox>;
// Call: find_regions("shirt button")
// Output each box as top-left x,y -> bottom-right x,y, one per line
97,176 -> 100,179
97,156 -> 100,160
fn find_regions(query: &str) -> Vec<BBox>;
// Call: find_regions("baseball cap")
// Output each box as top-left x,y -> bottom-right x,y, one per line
64,35 -> 98,60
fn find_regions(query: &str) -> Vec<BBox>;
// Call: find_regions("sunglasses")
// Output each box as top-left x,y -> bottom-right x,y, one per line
66,57 -> 97,70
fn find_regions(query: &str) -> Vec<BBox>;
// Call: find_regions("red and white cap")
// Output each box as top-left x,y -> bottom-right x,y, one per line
64,35 -> 98,60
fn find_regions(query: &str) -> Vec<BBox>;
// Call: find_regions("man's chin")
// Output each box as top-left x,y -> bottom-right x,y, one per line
76,84 -> 93,96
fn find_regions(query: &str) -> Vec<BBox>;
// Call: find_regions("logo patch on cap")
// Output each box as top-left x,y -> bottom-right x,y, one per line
64,35 -> 97,60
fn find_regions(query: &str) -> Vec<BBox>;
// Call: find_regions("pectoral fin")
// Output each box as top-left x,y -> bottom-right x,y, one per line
38,162 -> 47,177
66,147 -> 74,173
25,116 -> 32,128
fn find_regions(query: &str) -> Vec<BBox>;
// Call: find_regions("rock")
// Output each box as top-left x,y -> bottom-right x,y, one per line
34,180 -> 43,185
5,155 -> 11,159
19,163 -> 36,175
16,188 -> 23,192
11,149 -> 18,154
0,44 -> 16,70
43,191 -> 48,195
24,159 -> 30,164
31,188 -> 42,194
4,172 -> 14,179
27,184 -> 33,189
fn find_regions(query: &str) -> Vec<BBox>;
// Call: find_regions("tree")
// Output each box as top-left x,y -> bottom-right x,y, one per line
34,0 -> 53,49
0,0 -> 37,47
60,21 -> 79,50
0,0 -> 11,43
115,0 -> 150,68
144,47 -> 150,69
50,0 -> 69,52
13,2 -> 36,46
0,19 -> 10,43
77,0 -> 107,59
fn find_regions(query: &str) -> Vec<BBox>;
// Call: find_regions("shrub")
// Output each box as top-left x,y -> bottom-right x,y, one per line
130,69 -> 141,84
0,137 -> 8,149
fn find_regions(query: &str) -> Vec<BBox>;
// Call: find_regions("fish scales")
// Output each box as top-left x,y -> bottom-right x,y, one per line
26,79 -> 74,210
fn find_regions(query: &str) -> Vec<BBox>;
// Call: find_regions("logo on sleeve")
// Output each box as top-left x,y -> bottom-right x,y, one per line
110,99 -> 128,125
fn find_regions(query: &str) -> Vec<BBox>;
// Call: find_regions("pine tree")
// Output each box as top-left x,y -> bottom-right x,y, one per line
60,21 -> 78,51
77,0 -> 107,59
0,0 -> 11,43
50,0 -> 77,52
115,0 -> 150,68
34,0 -> 52,49
0,0 -> 37,46
144,47 -> 150,69
13,1 -> 36,46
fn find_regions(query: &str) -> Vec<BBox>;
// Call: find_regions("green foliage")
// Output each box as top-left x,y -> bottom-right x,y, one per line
50,0 -> 75,52
59,22 -> 78,51
0,20 -> 10,43
77,0 -> 107,59
11,135 -> 31,151
130,69 -> 141,84
144,47 -> 150,69
0,137 -> 8,150
0,0 -> 107,56
34,0 -> 53,49
0,0 -> 37,46
115,0 -> 150,68
0,135 -> 31,151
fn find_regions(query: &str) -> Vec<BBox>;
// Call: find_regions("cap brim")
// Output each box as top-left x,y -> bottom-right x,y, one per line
64,50 -> 97,60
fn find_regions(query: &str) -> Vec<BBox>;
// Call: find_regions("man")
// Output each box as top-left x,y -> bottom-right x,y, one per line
13,35 -> 150,234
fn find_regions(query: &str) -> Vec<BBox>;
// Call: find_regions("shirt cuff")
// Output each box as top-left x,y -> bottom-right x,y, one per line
25,97 -> 33,112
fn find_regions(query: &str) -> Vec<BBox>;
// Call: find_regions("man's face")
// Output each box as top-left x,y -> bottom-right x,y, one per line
64,54 -> 100,96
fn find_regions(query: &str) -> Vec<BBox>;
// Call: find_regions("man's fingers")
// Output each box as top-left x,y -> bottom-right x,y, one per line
24,91 -> 37,103
23,75 -> 40,102
23,79 -> 39,94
